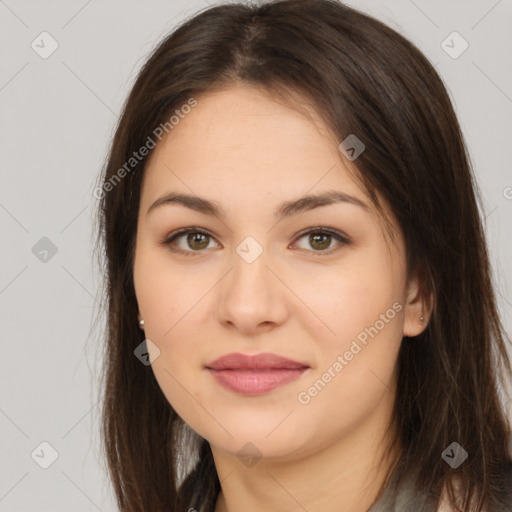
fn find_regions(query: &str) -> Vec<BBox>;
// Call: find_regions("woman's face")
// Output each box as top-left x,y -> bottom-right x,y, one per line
133,85 -> 423,461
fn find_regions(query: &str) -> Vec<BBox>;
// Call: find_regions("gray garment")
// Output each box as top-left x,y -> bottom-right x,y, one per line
366,465 -> 512,512
366,476 -> 436,512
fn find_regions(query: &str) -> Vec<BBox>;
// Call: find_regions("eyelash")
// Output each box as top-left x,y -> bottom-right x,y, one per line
159,226 -> 351,257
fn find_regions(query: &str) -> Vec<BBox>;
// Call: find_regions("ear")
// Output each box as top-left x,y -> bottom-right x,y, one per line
403,273 -> 433,337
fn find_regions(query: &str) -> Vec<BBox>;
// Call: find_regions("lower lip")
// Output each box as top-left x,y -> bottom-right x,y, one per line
207,368 -> 308,395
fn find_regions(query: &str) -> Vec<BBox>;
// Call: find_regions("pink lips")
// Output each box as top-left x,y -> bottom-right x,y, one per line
205,352 -> 310,395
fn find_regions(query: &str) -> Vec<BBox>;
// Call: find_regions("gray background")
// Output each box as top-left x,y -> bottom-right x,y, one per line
1,0 -> 511,510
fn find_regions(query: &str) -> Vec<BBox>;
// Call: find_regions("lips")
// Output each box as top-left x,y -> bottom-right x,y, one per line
206,352 -> 309,370
205,352 -> 310,395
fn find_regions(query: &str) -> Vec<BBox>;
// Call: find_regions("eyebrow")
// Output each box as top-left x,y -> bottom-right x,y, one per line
146,190 -> 370,219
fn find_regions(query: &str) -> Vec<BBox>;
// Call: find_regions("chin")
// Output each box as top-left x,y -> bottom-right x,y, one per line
194,415 -> 314,460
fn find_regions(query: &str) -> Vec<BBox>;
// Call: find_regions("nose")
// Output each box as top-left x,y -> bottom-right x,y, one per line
215,245 -> 289,336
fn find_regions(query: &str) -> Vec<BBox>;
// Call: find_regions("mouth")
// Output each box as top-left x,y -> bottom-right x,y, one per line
205,352 -> 310,395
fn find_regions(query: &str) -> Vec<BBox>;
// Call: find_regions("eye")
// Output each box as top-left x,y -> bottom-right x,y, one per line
160,226 -> 350,256
291,227 -> 350,255
160,227 -> 219,256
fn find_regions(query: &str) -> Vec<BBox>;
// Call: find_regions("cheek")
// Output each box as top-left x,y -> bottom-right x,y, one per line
288,250 -> 401,347
133,244 -> 209,336
292,252 -> 404,414
133,245 -> 212,418
295,306 -> 403,441
150,342 -> 198,415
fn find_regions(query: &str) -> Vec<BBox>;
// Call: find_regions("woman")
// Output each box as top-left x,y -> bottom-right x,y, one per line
94,1 -> 512,510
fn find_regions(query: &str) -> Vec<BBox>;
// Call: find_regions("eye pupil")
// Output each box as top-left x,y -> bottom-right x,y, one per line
188,233 -> 209,250
310,233 -> 331,250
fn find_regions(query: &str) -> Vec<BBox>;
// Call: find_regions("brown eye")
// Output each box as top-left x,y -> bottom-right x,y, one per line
293,228 -> 350,254
185,232 -> 210,250
309,233 -> 332,251
161,228 -> 219,256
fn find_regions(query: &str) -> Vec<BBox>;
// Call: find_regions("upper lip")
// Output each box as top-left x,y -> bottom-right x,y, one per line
205,352 -> 310,370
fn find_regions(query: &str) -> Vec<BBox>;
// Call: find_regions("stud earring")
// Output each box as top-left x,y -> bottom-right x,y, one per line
139,319 -> 145,329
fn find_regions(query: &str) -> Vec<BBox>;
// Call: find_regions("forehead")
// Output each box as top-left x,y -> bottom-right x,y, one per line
141,85 -> 366,205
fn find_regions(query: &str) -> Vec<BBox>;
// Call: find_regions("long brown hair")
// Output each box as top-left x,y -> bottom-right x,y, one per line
93,1 -> 512,510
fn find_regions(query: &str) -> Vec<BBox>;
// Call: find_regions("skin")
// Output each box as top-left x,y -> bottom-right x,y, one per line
133,84 -> 431,512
